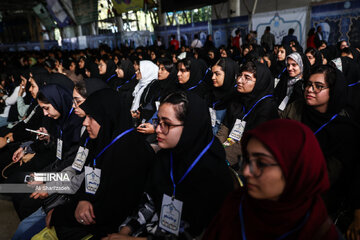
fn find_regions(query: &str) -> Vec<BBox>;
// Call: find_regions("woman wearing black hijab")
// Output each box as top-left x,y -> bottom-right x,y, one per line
270,44 -> 293,80
85,60 -> 101,79
176,57 -> 211,98
50,88 -> 155,240
98,56 -> 117,84
109,58 -> 136,91
305,47 -> 323,69
217,61 -> 278,167
105,91 -> 233,239
281,65 -> 360,238
208,58 -> 238,135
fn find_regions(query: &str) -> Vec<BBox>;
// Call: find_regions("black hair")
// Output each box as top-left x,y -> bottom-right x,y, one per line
177,58 -> 192,71
158,58 -> 174,73
74,79 -> 88,98
305,47 -> 317,57
308,28 -> 315,37
265,26 -> 271,31
309,65 -> 336,93
288,28 -> 295,35
214,58 -> 226,72
36,90 -> 50,104
161,91 -> 189,122
240,61 -> 257,78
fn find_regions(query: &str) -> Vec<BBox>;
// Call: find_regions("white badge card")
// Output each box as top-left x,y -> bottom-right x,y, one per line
72,146 -> 89,171
159,194 -> 183,236
209,108 -> 216,127
84,166 -> 101,195
278,96 -> 289,111
56,139 -> 63,160
155,101 -> 160,111
228,119 -> 246,142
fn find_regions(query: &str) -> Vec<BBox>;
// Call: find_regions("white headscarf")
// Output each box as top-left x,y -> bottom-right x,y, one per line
286,52 -> 304,96
131,60 -> 159,111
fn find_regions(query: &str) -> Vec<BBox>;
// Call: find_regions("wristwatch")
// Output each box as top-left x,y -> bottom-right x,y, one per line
6,137 -> 10,144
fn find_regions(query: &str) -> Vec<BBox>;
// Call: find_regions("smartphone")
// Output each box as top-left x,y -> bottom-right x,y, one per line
25,128 -> 49,136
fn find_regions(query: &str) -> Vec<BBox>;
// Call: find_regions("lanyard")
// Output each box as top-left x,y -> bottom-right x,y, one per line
92,128 -> 134,168
59,108 -> 74,139
348,81 -> 360,87
314,114 -> 338,135
117,74 -> 136,90
277,67 -> 287,79
187,67 -> 211,91
106,74 -> 117,83
242,95 -> 273,120
84,137 -> 90,147
239,196 -> 310,240
212,100 -> 221,109
170,136 -> 214,197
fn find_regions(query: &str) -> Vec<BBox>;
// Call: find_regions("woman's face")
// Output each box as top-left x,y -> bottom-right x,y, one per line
306,52 -> 315,66
115,67 -> 124,78
79,59 -> 85,69
29,78 -> 39,99
134,63 -> 141,80
277,47 -> 286,61
208,51 -> 215,59
236,71 -> 256,93
211,65 -> 225,87
158,64 -> 170,80
220,49 -> 227,58
243,48 -> 249,56
38,100 -> 61,119
151,52 -> 156,60
156,103 -> 184,149
287,58 -> 301,78
243,137 -> 285,201
177,63 -> 190,84
113,56 -> 119,65
83,115 -> 101,139
304,73 -> 330,113
98,60 -> 107,75
72,89 -> 86,117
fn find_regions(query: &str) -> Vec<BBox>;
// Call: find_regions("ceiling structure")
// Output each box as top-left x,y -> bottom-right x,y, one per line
0,0 -> 44,12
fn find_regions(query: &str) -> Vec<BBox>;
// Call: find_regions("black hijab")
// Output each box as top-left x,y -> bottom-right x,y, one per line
101,59 -> 117,83
109,59 -> 135,90
38,84 -> 83,150
83,78 -> 109,97
147,92 -> 233,236
47,73 -> 74,92
80,88 -> 132,155
271,44 -> 293,78
177,58 -> 207,91
211,58 -> 238,110
226,62 -> 278,130
85,61 -> 101,79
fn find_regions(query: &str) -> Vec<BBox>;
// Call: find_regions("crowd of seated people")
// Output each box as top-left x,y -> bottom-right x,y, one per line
0,34 -> 358,239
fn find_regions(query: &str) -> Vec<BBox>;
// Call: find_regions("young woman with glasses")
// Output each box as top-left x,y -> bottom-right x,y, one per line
103,91 -> 233,240
281,65 -> 360,239
217,61 -> 278,168
204,119 -> 340,240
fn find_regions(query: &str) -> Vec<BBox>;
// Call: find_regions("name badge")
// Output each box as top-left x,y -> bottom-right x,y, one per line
56,139 -> 63,160
209,108 -> 216,127
159,194 -> 183,236
84,166 -> 101,195
228,119 -> 246,143
72,146 -> 89,171
278,96 -> 289,111
155,101 -> 160,111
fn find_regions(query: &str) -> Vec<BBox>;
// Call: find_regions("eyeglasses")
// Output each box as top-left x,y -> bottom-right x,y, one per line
236,73 -> 255,83
303,81 -> 329,93
152,118 -> 183,135
241,156 -> 279,178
